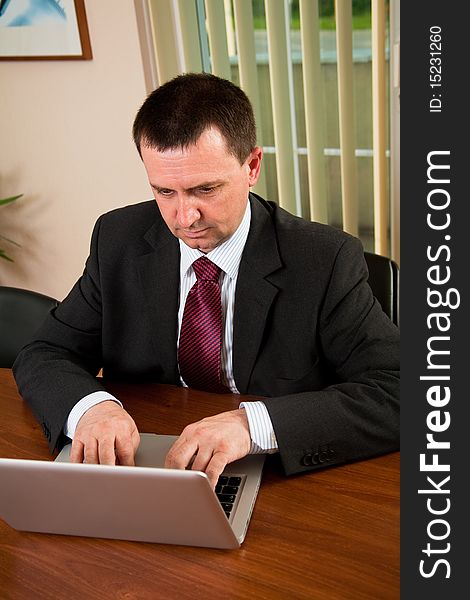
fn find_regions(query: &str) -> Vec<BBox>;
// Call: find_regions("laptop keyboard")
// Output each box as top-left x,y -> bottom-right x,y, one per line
216,475 -> 244,519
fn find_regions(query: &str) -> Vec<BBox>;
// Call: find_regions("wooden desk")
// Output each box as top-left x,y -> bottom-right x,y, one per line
0,368 -> 399,600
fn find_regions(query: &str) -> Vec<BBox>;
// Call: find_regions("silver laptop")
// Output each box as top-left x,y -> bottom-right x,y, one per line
0,433 -> 265,549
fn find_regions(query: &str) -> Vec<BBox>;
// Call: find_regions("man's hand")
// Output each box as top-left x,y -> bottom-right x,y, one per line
164,409 -> 251,488
70,401 -> 140,466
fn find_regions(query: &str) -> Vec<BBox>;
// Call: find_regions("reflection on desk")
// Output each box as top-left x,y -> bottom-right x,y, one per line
0,368 -> 399,600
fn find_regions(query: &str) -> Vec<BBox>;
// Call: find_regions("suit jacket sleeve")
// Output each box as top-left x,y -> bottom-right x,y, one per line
13,214 -> 110,451
262,235 -> 400,476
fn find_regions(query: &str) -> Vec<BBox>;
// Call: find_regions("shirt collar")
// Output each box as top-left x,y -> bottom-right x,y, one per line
179,199 -> 251,280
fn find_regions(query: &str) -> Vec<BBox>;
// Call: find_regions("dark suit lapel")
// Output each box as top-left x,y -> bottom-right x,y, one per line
233,195 -> 283,393
137,218 -> 180,382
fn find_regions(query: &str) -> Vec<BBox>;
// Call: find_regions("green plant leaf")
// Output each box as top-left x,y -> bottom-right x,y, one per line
1,194 -> 23,259
0,249 -> 14,262
0,194 -> 23,206
0,233 -> 21,247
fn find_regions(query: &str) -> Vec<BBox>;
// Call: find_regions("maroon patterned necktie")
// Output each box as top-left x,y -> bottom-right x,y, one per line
178,257 -> 229,393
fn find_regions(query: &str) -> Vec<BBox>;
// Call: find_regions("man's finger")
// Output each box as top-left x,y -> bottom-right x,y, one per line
190,447 -> 213,474
98,436 -> 117,465
165,437 -> 197,469
83,438 -> 99,464
115,435 -> 137,466
69,439 -> 84,463
205,452 -> 228,488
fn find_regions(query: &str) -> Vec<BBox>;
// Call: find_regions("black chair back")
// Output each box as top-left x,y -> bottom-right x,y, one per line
0,286 -> 58,368
364,252 -> 399,327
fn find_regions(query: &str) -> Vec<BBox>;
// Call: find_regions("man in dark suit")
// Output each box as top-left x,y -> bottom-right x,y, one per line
13,74 -> 399,487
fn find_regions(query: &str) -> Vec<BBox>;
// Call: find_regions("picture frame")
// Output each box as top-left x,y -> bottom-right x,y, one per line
0,0 -> 92,60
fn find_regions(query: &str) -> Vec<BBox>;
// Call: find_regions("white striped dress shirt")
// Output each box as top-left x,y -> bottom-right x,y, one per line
66,200 -> 278,454
178,200 -> 277,454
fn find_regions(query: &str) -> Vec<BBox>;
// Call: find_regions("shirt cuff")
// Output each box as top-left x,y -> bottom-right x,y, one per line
239,401 -> 279,454
64,391 -> 122,439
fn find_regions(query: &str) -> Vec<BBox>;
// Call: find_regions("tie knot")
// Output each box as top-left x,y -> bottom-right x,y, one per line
192,256 -> 220,282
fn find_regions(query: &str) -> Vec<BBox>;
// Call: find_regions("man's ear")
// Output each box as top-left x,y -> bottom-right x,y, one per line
247,146 -> 263,187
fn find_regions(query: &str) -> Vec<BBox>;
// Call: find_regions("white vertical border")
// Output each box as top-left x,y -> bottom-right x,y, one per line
390,0 -> 400,265
265,0 -> 302,216
134,0 -> 159,92
372,0 -> 388,255
299,0 -> 328,223
335,0 -> 359,236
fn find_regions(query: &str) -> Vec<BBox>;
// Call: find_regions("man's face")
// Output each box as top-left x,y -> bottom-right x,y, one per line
141,128 -> 262,253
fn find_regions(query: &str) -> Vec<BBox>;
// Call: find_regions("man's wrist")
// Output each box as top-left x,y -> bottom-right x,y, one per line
65,392 -> 122,439
239,401 -> 278,454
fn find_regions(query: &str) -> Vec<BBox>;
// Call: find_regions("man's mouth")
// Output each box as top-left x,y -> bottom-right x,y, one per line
181,228 -> 209,238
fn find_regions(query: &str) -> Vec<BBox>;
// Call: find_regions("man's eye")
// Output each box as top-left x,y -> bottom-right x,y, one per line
157,189 -> 174,196
198,187 -> 216,194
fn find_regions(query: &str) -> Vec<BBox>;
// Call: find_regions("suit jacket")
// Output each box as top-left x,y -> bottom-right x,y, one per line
13,194 -> 400,475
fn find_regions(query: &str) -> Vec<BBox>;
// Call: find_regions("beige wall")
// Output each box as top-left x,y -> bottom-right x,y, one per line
0,0 -> 151,300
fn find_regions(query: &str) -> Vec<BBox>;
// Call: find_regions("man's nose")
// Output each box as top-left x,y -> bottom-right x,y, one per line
176,197 -> 200,228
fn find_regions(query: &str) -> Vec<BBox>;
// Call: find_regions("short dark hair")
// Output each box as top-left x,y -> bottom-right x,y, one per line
132,73 -> 257,165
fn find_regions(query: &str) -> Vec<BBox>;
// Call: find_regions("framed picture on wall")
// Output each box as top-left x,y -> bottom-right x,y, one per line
0,0 -> 92,60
